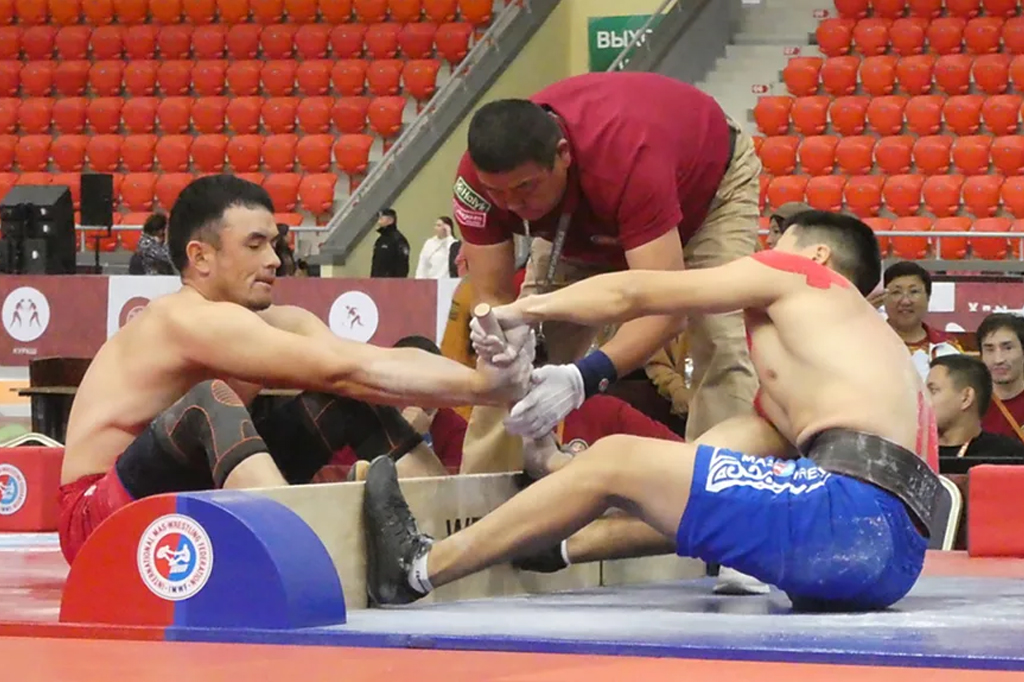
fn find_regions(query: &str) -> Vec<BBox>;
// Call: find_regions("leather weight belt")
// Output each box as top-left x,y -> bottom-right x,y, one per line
801,428 -> 942,536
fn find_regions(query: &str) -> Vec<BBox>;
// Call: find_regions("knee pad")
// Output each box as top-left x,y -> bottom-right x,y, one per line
152,380 -> 269,487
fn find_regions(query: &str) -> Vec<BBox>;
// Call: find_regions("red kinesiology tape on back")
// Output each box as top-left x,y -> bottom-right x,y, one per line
751,250 -> 851,290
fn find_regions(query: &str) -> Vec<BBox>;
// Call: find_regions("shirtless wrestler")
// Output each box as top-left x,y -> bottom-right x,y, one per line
362,209 -> 942,612
57,175 -> 530,565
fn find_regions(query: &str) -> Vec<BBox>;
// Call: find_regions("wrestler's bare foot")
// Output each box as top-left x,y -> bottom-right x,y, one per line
522,437 -> 573,480
223,453 -> 289,489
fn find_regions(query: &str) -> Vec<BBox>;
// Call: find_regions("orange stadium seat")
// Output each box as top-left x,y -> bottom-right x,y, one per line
892,216 -> 931,259
0,27 -> 21,60
981,93 -> 1021,134
829,95 -> 869,135
1004,17 -> 1024,54
844,175 -> 885,216
217,0 -> 251,23
16,172 -> 50,188
355,0 -> 387,23
54,61 -> 90,97
261,59 -> 298,96
334,133 -> 373,179
184,0 -> 218,23
852,18 -> 890,56
366,22 -> 401,59
226,134 -> 261,171
964,16 -> 1004,54
10,134 -> 49,170
87,97 -> 123,134
192,60 -> 228,96
318,0 -> 352,22
296,133 -> 332,172
757,95 -> 794,134
226,60 -> 261,95
91,25 -> 124,59
155,172 -> 193,209
922,174 -> 965,216
991,135 -> 1024,174
18,97 -> 52,134
89,61 -> 124,97
157,61 -> 193,96
331,95 -> 370,132
367,58 -> 403,96
973,53 -> 1011,94
403,58 -> 439,103
330,24 -> 366,58
297,96 -> 332,133
284,0 -> 317,22
23,25 -> 56,59
0,98 -> 16,133
947,0 -> 981,19
884,174 -> 925,215
17,0 -> 48,24
0,62 -> 19,98
296,59 -> 332,95
434,22 -> 472,64
972,217 -> 1011,259
753,135 -> 764,156
262,133 -> 297,172
263,172 -> 300,211
193,24 -> 227,58
798,135 -> 838,175
120,172 -> 157,211
861,55 -> 899,96
295,24 -> 330,59
758,136 -> 799,176
0,138 -> 14,171
49,0 -> 81,24
952,135 -> 993,174
158,25 -> 193,58
423,0 -> 455,22
389,0 -> 422,23
225,96 -> 261,133
85,134 -> 121,172
151,0 -> 183,23
191,134 -> 228,172
192,96 -> 229,133
766,175 -> 809,210
261,23 -> 297,58
866,95 -> 907,134
21,61 -> 54,97
820,56 -> 859,96
157,97 -> 192,134
236,171 -> 264,186
816,18 -> 855,57
1010,54 -> 1024,89
52,97 -> 87,134
119,216 -> 146,250
804,175 -> 847,211
873,0 -> 907,18
262,97 -> 298,133
962,174 -> 1004,216
123,62 -> 158,97
1002,176 -> 1024,216
913,135 -> 953,174
225,24 -> 261,59
895,54 -> 935,95
904,95 -> 943,135
891,17 -> 928,56
458,0 -> 490,25
932,216 -> 971,259
122,134 -> 157,171
985,0 -> 1018,16
875,134 -> 915,174
51,135 -> 87,171
250,0 -> 284,23
299,173 -> 336,215
864,216 -> 894,256
332,59 -> 368,95
927,17 -> 966,54
791,95 -> 829,135
944,94 -> 985,135
397,21 -> 434,58
934,54 -> 973,95
124,25 -> 157,58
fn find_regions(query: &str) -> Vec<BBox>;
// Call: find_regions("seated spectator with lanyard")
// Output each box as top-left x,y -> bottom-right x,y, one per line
977,313 -> 1024,444
881,261 -> 962,379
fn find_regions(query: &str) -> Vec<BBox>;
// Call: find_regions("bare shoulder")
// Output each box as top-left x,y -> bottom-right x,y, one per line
159,290 -> 267,344
256,304 -> 325,335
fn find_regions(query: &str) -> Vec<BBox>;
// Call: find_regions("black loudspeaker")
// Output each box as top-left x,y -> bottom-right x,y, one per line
0,184 -> 76,274
80,173 -> 114,227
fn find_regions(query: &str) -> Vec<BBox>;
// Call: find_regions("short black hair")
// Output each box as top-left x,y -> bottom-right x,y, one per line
783,210 -> 882,296
467,99 -> 562,174
883,260 -> 932,297
393,335 -> 440,355
931,354 -> 993,417
142,212 -> 167,236
167,174 -> 274,274
977,312 -> 1024,351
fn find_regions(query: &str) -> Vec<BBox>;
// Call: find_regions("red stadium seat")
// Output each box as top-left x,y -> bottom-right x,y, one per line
366,58 -> 403,96
299,173 -> 337,215
0,98 -> 17,133
49,0 -> 81,24
21,61 -> 54,97
1004,17 -> 1024,55
434,21 -> 471,64
225,60 -> 261,97
22,25 -> 56,59
250,0 -> 284,24
184,0 -> 218,23
225,96 -> 262,133
866,95 -> 907,134
983,0 -> 1017,16
318,0 -> 352,22
16,0 -> 48,24
365,22 -> 401,59
875,135 -> 915,174
151,0 -> 184,24
192,59 -> 228,96
790,95 -> 829,135
262,97 -> 298,134
192,96 -> 229,133
330,23 -> 366,58
816,18 -> 855,57
193,24 -> 227,58
829,95 -> 869,136
890,17 -> 928,56
873,0 -> 907,18
891,216 -> 932,259
120,172 -> 157,211
798,135 -> 838,175
927,17 -> 966,54
952,135 -> 993,174
226,23 -> 261,59
766,175 -> 809,211
122,134 -> 157,171
54,61 -> 90,97
331,95 -> 370,133
56,26 -> 91,60
155,172 -> 194,210
124,25 -> 158,59
422,0 -> 455,22
263,172 -> 301,211
836,136 -> 877,175
156,97 -> 192,134
88,61 -> 124,97
296,59 -> 332,96
90,25 -> 124,59
933,54 -> 973,95
964,16 -> 1004,54
945,0 -> 979,18
971,217 -> 1010,259
389,0 -> 422,22
332,59 -> 368,95
284,0 -> 317,22
52,97 -> 87,134
50,134 -> 87,171
981,94 -> 1021,134
458,0 -> 489,26
912,135 -> 953,175
261,59 -> 298,96
1010,54 -> 1024,90
403,58 -> 440,103
124,61 -> 159,96
864,217 -> 894,256
86,97 -> 123,134
922,174 -> 965,216
155,136 -> 192,171
804,175 -> 847,212
226,134 -> 261,171
354,0 -> 386,23
904,95 -> 943,135
0,138 -> 15,171
895,54 -> 935,95
1001,176 -> 1024,217
333,133 -> 373,178
973,53 -> 1011,95
399,22 -> 436,59
296,133 -> 333,172
0,62 -> 19,98
932,216 -> 971,259
818,56 -> 859,96
991,135 -> 1024,175
860,55 -> 899,96
295,23 -> 330,59
85,134 -> 122,172
368,95 -> 404,142
297,96 -> 332,133
157,25 -> 193,58
157,60 -> 193,96
191,134 -> 228,172
260,23 -> 297,58
844,175 -> 886,216
261,133 -> 297,172
17,97 -> 52,134
962,174 -> 1004,217
884,174 -> 925,215
943,94 -> 985,135
758,136 -> 800,176
852,17 -> 891,56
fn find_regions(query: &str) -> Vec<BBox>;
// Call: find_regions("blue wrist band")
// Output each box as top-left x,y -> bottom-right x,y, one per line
573,350 -> 618,398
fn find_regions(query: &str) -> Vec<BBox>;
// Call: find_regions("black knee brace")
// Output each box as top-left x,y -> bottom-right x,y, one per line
149,380 -> 270,488
255,392 -> 423,484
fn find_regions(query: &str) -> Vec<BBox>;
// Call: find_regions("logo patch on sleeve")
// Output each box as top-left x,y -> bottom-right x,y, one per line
453,201 -> 487,229
454,176 -> 492,213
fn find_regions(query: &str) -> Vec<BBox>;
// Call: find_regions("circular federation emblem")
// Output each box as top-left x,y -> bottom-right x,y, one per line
328,291 -> 380,342
0,464 -> 27,515
118,296 -> 151,328
2,286 -> 50,343
137,514 -> 214,601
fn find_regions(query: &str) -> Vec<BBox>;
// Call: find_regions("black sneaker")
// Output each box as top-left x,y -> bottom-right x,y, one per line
363,455 -> 433,606
511,543 -> 568,574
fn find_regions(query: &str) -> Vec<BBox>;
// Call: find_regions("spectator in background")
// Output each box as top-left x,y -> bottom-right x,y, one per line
275,223 -> 296,277
370,207 -> 410,278
978,313 -> 1024,442
881,260 -> 962,378
415,216 -> 457,279
128,212 -> 175,275
928,354 -> 1024,466
765,202 -> 812,249
644,332 -> 692,434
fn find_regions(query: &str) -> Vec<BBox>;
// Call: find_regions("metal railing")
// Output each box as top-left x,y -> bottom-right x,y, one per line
606,0 -> 678,72
760,228 -> 1024,261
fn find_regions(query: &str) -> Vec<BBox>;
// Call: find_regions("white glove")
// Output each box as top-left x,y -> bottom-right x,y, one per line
470,319 -> 535,367
504,364 -> 584,439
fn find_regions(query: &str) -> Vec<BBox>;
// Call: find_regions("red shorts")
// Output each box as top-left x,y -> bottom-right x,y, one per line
57,469 -> 135,565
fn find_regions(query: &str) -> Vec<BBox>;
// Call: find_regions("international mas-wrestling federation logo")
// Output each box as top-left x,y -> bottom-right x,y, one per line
137,514 -> 214,601
0,464 -> 27,515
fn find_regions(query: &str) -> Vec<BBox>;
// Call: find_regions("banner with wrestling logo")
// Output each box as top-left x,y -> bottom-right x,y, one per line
106,275 -> 182,339
924,281 -> 1024,334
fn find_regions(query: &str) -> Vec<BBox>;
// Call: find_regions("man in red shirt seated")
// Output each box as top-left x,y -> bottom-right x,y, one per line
978,313 -> 1024,443
881,260 -> 962,378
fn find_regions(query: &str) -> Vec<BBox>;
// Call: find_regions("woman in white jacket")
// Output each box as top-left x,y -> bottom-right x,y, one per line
415,216 -> 457,279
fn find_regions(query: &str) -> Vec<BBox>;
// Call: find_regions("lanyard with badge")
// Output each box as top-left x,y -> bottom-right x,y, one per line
527,211 -> 572,364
